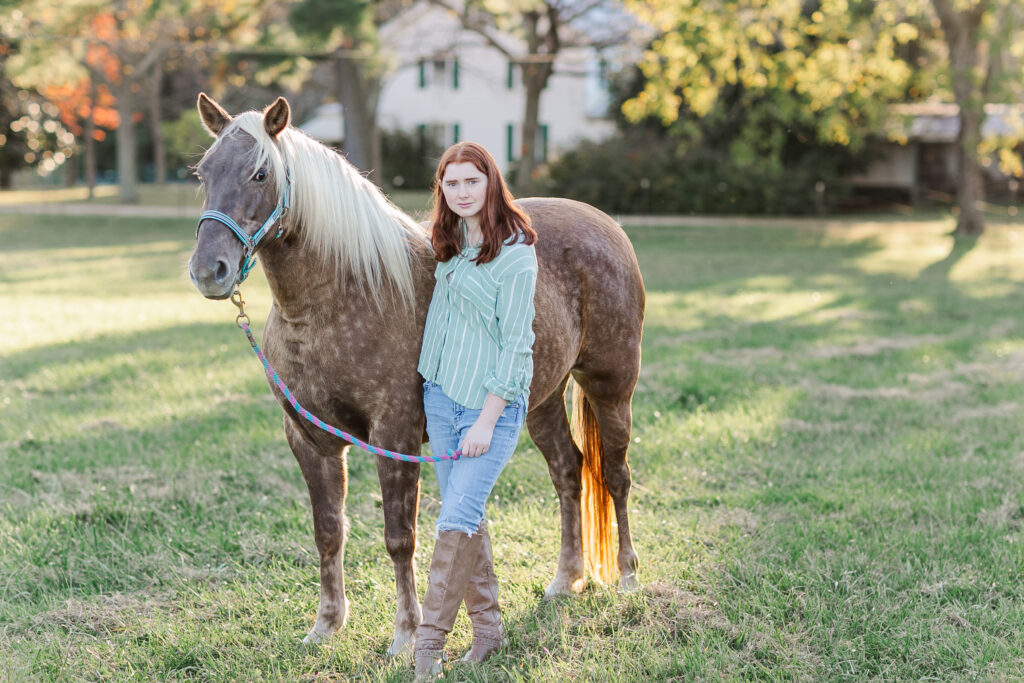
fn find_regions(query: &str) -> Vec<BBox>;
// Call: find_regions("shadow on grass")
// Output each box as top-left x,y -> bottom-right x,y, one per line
918,232 -> 979,282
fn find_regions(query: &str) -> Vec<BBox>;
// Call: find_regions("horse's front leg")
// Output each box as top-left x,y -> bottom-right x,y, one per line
370,427 -> 423,658
285,418 -> 350,644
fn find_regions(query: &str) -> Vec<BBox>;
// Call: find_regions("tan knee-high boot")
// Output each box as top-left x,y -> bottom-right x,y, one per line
415,529 -> 484,680
461,520 -> 505,662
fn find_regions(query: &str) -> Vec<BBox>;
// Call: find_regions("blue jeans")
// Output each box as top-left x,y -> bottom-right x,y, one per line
423,381 -> 526,535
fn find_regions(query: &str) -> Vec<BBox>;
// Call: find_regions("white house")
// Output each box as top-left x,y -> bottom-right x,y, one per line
300,1 -> 618,175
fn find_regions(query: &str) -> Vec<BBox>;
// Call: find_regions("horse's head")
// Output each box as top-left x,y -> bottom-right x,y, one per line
188,93 -> 291,299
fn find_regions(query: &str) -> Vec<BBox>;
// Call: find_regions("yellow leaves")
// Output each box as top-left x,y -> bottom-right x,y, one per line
893,22 -> 919,44
997,148 -> 1023,178
622,0 -> 924,139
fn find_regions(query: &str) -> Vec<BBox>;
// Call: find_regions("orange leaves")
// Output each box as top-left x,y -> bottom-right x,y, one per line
39,81 -> 119,137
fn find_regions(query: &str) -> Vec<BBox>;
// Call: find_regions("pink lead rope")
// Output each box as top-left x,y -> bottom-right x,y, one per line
233,291 -> 460,463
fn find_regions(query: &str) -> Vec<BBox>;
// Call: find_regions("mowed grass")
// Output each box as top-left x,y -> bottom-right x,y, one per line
2,211 -> 1024,681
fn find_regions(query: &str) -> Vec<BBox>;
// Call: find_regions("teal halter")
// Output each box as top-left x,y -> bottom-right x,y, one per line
196,168 -> 292,283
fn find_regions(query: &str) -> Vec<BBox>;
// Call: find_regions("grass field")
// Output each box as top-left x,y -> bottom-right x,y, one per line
3,210 -> 1024,681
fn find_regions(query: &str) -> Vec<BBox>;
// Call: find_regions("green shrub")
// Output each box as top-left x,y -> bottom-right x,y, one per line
380,128 -> 443,190
544,131 -> 850,215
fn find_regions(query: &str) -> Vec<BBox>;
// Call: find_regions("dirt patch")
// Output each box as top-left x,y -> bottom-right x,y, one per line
800,380 -> 966,403
641,581 -> 730,633
953,402 -> 1020,422
635,581 -> 821,673
810,307 -> 883,323
978,496 -> 1024,528
780,418 -> 874,434
810,333 -> 951,359
19,464 -> 304,516
696,346 -> 786,367
705,507 -> 760,538
28,592 -> 167,637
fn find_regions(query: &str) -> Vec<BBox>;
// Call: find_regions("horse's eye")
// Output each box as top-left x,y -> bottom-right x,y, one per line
253,169 -> 267,182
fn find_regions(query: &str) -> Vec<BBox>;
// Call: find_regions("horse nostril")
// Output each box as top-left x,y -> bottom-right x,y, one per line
214,259 -> 230,283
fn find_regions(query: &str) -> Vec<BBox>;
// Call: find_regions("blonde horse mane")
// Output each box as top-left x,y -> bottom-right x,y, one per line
209,112 -> 429,308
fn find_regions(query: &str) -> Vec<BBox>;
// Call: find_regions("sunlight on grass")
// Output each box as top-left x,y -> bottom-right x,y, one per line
5,214 -> 1024,680
0,185 -> 119,204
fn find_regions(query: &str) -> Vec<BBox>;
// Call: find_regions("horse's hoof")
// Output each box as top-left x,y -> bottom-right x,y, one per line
619,571 -> 641,593
543,574 -> 586,598
385,633 -> 416,659
302,628 -> 328,646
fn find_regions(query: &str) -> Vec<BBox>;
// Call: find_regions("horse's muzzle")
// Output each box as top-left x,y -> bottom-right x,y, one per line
188,253 -> 237,300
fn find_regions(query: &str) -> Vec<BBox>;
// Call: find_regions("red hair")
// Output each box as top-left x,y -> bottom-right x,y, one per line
429,142 -> 536,264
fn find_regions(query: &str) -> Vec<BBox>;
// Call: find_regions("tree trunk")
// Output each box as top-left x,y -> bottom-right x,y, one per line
515,64 -> 549,195
513,7 -> 558,196
65,153 -> 77,187
149,62 -> 166,185
335,48 -> 381,184
116,82 -> 139,203
85,77 -> 97,200
933,0 -> 989,236
955,104 -> 985,235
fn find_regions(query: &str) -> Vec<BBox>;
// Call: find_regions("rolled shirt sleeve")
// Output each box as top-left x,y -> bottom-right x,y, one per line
484,246 -> 538,401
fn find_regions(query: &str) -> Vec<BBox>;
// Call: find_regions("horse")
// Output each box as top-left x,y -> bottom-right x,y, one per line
187,94 -> 644,655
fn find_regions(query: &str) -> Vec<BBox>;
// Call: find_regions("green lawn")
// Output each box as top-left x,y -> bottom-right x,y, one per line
2,212 -> 1024,680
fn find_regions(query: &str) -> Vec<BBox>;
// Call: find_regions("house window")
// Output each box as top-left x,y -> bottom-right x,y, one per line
584,58 -> 612,117
418,57 -> 461,89
506,123 -> 549,163
418,122 -> 460,148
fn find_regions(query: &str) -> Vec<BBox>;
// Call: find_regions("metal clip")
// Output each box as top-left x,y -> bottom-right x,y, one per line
231,287 -> 250,328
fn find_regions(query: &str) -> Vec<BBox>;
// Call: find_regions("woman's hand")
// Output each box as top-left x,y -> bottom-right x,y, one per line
459,393 -> 508,457
460,418 -> 495,458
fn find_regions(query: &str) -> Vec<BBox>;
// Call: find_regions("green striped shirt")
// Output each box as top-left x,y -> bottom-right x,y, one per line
418,236 -> 538,409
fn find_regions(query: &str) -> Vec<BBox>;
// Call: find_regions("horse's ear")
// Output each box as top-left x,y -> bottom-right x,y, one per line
264,97 -> 290,139
197,93 -> 232,137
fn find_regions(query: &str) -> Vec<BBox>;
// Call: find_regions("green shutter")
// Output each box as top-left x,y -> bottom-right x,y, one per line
453,123 -> 460,144
507,63 -> 514,89
418,61 -> 426,88
453,59 -> 460,89
506,124 -> 515,162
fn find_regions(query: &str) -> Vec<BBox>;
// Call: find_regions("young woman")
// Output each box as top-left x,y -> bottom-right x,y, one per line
415,142 -> 538,678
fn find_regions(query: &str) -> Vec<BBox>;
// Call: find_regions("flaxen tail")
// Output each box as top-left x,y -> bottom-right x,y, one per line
570,381 -> 616,584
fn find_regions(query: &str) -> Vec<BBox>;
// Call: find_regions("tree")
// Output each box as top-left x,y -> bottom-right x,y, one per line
40,76 -> 119,197
0,35 -> 77,187
8,0 -> 275,201
625,0 -> 1024,234
930,0 -> 1022,235
426,0 -> 632,193
289,0 -> 388,182
624,0 -> 923,155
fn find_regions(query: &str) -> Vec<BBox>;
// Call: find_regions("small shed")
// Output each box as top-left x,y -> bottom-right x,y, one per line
845,103 -> 1024,204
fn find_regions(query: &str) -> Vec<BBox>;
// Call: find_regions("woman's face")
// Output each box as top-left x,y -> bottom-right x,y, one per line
441,161 -> 489,221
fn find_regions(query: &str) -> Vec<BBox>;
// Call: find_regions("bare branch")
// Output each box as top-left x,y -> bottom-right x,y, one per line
424,0 -> 514,58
